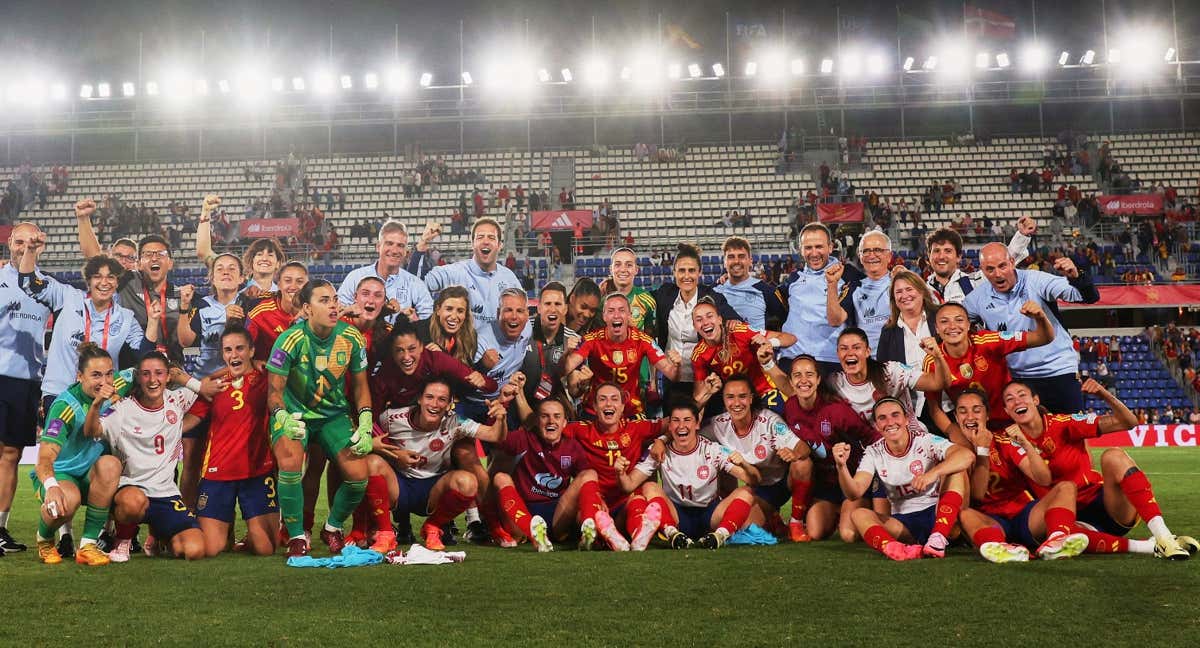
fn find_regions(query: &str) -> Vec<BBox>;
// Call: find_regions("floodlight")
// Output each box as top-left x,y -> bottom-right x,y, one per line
218,79 -> 230,94
790,59 -> 804,75
364,72 -> 379,89
976,52 -> 990,69
194,79 -> 208,96
997,52 -> 1010,68
1019,44 -> 1047,71
583,58 -> 608,87
97,82 -> 110,98
923,56 -> 938,70
292,76 -> 306,91
313,72 -> 333,94
560,68 -> 572,82
419,72 -> 433,87
1165,47 -> 1177,62
146,81 -> 159,96
460,71 -> 472,85
903,57 -> 914,71
122,82 -> 135,97
820,58 -> 834,74
1058,51 -> 1070,65
537,68 -> 551,83
712,63 -> 725,77
1108,49 -> 1121,64
80,84 -> 94,99
1080,50 -> 1095,65
386,68 -> 406,92
340,74 -> 353,89
867,54 -> 886,76
50,83 -> 67,100
840,53 -> 860,77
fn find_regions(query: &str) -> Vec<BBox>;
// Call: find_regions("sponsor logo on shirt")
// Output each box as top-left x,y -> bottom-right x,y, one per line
534,472 -> 564,491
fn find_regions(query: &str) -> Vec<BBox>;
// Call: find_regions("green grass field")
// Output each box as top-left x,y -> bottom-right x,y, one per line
3,448 -> 1199,647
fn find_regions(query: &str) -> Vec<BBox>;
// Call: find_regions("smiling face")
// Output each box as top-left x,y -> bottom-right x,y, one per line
211,255 -> 244,293
673,256 -> 700,295
353,279 -> 387,322
77,356 -> 115,400
6,223 -> 40,265
391,333 -> 424,375
610,250 -> 639,291
537,400 -> 567,444
278,266 -> 308,304
837,333 -> 870,380
954,391 -> 989,438
436,297 -> 469,336
566,293 -> 600,332
789,358 -> 820,402
873,400 -> 910,444
221,331 -> 255,379
593,384 -> 625,429
602,295 -> 631,341
934,304 -> 970,347
416,382 -> 454,428
928,240 -> 962,280
472,222 -> 501,269
87,265 -> 120,306
722,379 -> 755,424
800,229 -> 832,271
303,285 -> 340,330
139,242 -> 173,285
538,289 -> 567,333
859,233 -> 892,279
892,276 -> 923,316
724,246 -> 751,282
110,242 -> 138,271
667,407 -> 700,452
250,246 -> 281,278
980,244 -> 1018,293
1002,383 -> 1040,425
377,230 -> 409,270
136,358 -> 170,403
691,302 -> 723,344
497,293 -> 529,342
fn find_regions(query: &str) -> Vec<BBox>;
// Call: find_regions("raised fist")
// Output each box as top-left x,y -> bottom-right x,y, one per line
1018,300 -> 1045,320
919,337 -> 941,356
75,199 -> 97,220
1053,256 -> 1079,279
480,348 -> 501,370
825,262 -> 844,285
201,194 -> 222,216
832,442 -> 852,467
1017,216 -> 1037,236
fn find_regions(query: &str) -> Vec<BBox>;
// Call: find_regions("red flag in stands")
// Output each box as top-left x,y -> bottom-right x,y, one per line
964,5 -> 1016,41
817,203 -> 864,223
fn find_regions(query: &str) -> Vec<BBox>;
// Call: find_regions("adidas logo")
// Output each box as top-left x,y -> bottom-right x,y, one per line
552,213 -> 573,228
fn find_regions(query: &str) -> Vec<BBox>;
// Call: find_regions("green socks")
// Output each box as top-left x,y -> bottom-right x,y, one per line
82,504 -> 109,542
326,479 -> 367,530
278,470 -> 305,539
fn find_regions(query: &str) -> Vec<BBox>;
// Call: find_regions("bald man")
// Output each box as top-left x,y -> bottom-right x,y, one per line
963,242 -> 1100,413
0,222 -> 53,553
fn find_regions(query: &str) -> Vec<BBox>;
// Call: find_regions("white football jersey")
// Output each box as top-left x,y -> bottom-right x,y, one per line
856,431 -> 952,515
702,410 -> 800,486
635,437 -> 735,508
830,362 -> 921,419
100,389 -> 198,499
380,406 -> 481,479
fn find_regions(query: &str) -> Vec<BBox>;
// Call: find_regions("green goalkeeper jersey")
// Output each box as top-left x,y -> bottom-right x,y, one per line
266,320 -> 367,420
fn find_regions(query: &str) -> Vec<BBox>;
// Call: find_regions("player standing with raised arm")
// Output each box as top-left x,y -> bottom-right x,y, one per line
266,280 -> 373,559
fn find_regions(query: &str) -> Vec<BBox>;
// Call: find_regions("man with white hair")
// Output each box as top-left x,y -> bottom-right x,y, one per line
963,242 -> 1100,413
825,229 -> 893,355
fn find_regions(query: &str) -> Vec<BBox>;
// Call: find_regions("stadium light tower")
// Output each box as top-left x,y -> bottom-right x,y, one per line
420,72 -> 433,87
996,52 -> 1010,68
1058,51 -> 1070,66
50,83 -> 67,101
1019,44 -> 1047,72
820,58 -> 834,74
903,56 -> 914,71
79,84 -> 94,99
687,63 -> 702,79
840,52 -> 861,77
867,53 -> 887,76
712,63 -> 725,77
97,82 -> 111,98
744,61 -> 758,77
1080,50 -> 1095,65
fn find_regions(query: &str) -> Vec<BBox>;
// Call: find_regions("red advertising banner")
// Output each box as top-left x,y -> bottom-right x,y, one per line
1059,285 -> 1200,308
817,202 -> 865,223
239,218 -> 300,238
1088,425 -> 1198,448
530,210 -> 594,231
1097,193 -> 1164,215
0,225 -> 11,242
964,4 -> 1016,41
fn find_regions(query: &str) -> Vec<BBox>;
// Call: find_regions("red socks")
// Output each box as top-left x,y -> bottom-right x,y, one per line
426,489 -> 475,528
1077,528 -> 1130,553
624,498 -> 648,536
932,491 -> 963,538
790,480 -> 811,523
864,525 -> 896,553
651,496 -> 676,528
971,525 -> 1006,547
1044,507 -> 1076,537
115,522 -> 138,541
577,481 -> 605,524
1118,469 -> 1162,523
366,475 -> 391,532
349,502 -> 369,535
718,498 -> 751,535
498,484 -> 534,538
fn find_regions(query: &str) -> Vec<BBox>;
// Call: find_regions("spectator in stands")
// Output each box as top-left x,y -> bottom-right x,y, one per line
337,220 -> 433,324
653,243 -> 742,406
473,189 -> 485,218
963,242 -> 1101,413
1109,335 -> 1122,363
715,236 -> 786,331
1095,358 -> 1115,389
776,222 -> 863,373
923,221 -> 1032,304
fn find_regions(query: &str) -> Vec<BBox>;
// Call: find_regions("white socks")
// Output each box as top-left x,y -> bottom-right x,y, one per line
464,507 -> 481,524
1146,516 -> 1172,542
0,510 -> 9,528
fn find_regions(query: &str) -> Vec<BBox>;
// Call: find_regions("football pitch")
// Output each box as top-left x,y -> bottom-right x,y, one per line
3,448 -> 1198,647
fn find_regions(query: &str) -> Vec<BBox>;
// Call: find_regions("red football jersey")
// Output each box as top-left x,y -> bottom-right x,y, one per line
562,418 -> 661,504
188,367 -> 274,481
925,331 -> 1028,425
499,427 -> 589,504
1020,413 -> 1104,503
976,431 -> 1036,518
691,321 -> 776,394
573,329 -> 666,417
247,296 -> 297,362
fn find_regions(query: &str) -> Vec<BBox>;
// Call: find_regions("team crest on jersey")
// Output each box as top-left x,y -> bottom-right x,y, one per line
631,306 -> 642,319
612,350 -> 624,365
336,351 -> 348,365
820,420 -> 832,437
429,438 -> 445,452
974,356 -> 989,372
166,411 -> 178,425
755,445 -> 768,460
560,456 -> 573,470
959,363 -> 974,379
909,460 -> 925,476
619,433 -> 630,447
315,356 -> 328,371
696,465 -> 711,480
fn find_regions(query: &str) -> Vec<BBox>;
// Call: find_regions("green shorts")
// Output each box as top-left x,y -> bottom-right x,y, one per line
30,471 -> 89,502
271,413 -> 354,459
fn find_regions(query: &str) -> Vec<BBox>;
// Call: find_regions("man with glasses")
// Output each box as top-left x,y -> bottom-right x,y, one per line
826,230 -> 894,355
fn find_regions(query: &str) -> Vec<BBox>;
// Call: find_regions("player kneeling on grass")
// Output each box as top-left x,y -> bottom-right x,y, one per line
951,388 -> 1091,563
33,344 -> 132,566
375,377 -> 509,551
83,352 -> 207,561
700,374 -> 814,539
835,397 -> 972,561
1002,379 -> 1199,560
493,398 -> 617,552
616,402 -> 762,550
182,326 -> 279,557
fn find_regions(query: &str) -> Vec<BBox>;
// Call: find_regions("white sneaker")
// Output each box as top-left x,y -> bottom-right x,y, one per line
530,516 -> 553,553
578,518 -> 598,551
108,538 -> 132,563
630,501 -> 662,552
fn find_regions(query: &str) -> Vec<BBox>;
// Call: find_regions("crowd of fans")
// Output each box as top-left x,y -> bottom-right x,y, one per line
1,163 -> 68,223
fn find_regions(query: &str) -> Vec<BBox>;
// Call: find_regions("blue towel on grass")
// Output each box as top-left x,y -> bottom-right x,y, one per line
727,524 -> 778,546
287,545 -> 385,568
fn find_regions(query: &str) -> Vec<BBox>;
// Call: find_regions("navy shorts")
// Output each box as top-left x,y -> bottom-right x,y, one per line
675,501 -> 720,539
994,500 -> 1040,549
1077,492 -> 1134,536
0,376 -> 42,447
527,499 -> 559,524
196,474 -> 279,523
183,416 -> 208,441
754,480 -> 791,511
761,389 -> 788,417
145,496 -> 200,539
811,480 -> 846,505
891,504 -> 937,545
394,472 -> 441,517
